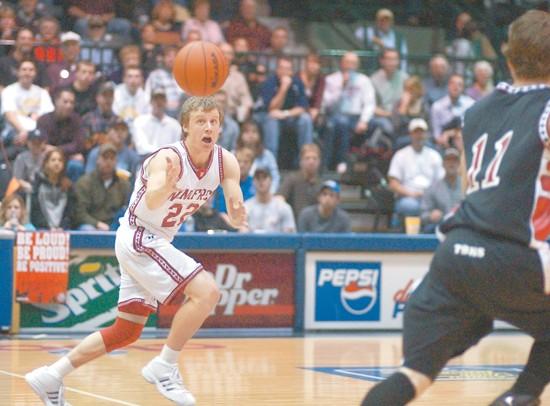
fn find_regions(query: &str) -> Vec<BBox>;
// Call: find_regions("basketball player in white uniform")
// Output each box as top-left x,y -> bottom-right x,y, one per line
25,97 -> 247,406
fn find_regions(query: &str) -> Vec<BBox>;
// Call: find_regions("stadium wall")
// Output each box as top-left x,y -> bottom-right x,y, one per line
1,232 -> 443,333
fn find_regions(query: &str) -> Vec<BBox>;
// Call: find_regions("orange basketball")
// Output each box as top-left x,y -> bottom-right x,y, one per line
172,41 -> 229,97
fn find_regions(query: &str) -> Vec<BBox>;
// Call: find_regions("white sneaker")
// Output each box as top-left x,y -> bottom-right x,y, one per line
142,356 -> 196,406
25,366 -> 71,406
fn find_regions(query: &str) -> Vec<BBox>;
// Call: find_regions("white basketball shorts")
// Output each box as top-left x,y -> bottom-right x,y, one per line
114,224 -> 204,313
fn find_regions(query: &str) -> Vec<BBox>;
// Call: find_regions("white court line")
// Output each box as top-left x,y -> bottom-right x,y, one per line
0,369 -> 141,406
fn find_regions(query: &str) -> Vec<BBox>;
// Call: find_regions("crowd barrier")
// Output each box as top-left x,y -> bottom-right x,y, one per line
1,232 -> 446,334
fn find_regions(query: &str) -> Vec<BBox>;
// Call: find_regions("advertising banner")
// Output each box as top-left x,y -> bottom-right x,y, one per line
20,250 -> 157,331
15,231 -> 70,303
20,250 -> 294,331
158,252 -> 295,328
305,252 -> 430,330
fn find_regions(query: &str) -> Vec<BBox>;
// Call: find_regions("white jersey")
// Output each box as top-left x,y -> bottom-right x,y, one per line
123,141 -> 224,241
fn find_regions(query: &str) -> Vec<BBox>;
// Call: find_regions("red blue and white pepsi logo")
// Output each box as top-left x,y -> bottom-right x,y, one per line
315,261 -> 381,321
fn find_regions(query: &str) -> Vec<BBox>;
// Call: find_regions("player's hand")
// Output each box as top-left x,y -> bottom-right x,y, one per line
165,156 -> 180,191
227,197 -> 247,228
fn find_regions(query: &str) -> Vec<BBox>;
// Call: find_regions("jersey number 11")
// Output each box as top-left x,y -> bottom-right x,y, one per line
466,130 -> 513,194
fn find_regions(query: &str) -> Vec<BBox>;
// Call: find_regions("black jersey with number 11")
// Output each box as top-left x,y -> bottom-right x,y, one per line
440,82 -> 550,249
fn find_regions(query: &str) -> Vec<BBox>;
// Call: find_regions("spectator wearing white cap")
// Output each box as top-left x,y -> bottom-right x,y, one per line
47,31 -> 81,91
388,118 -> 444,229
355,8 -> 408,69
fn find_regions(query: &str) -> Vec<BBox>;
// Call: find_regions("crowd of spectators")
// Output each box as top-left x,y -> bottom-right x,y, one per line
0,0 -> 524,234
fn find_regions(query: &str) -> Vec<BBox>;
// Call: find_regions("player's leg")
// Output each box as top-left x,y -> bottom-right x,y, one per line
488,244 -> 550,406
25,308 -> 150,406
25,253 -> 154,406
127,228 -> 218,406
490,340 -> 549,406
362,230 -> 493,405
362,283 -> 492,405
141,270 -> 219,406
165,270 -> 219,350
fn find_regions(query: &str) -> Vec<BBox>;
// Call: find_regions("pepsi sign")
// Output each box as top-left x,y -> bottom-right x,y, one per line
315,261 -> 381,321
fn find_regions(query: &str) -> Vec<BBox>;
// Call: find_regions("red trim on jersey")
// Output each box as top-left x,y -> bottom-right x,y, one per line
141,146 -> 184,184
539,99 -> 550,142
530,154 -> 550,245
118,298 -> 156,315
168,145 -> 184,180
163,264 -> 204,304
181,140 -> 214,180
128,185 -> 147,227
532,197 -> 550,242
133,226 -> 184,284
218,146 -> 224,182
130,146 -> 184,227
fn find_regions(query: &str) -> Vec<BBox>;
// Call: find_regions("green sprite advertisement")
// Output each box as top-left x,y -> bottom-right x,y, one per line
20,250 -> 157,331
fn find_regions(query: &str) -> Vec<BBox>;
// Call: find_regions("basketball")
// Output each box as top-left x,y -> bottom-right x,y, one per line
172,41 -> 229,97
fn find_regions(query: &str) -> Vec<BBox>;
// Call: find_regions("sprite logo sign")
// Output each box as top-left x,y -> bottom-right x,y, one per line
20,251 -> 156,330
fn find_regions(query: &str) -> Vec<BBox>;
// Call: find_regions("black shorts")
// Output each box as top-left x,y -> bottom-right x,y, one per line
403,227 -> 550,379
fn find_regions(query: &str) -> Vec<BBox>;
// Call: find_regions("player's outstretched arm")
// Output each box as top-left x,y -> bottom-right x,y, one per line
145,149 -> 181,210
221,151 -> 248,228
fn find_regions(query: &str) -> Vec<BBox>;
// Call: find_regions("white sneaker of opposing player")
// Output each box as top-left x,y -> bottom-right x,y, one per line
25,366 -> 71,406
142,356 -> 196,406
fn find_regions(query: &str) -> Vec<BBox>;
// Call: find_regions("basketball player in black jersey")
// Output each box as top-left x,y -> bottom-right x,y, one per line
362,10 -> 550,406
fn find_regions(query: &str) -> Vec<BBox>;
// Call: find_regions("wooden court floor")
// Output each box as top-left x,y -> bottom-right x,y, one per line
1,333 -> 549,405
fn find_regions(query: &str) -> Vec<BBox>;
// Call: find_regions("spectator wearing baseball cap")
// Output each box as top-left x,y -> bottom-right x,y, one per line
243,167 -> 296,233
47,32 -> 82,91
13,129 -> 47,193
85,119 -> 139,180
420,147 -> 463,233
388,117 -> 444,230
297,180 -> 352,233
75,142 -> 131,231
